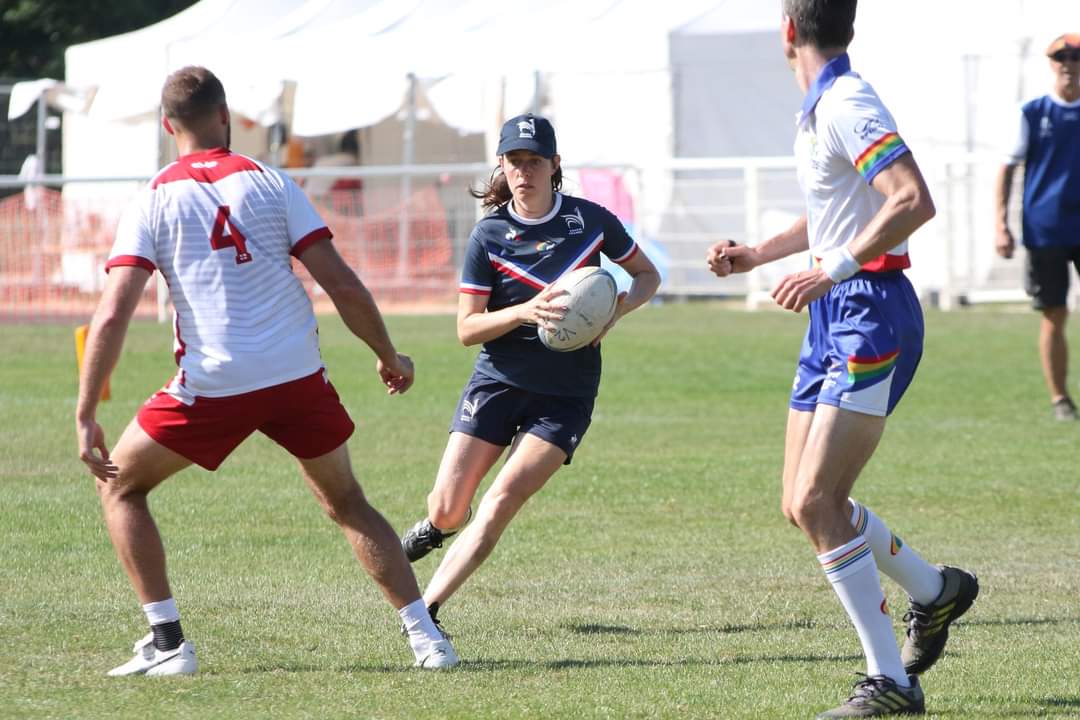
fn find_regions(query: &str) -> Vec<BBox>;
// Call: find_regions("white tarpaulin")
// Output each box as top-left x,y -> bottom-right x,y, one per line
64,0 -> 729,176
63,0 -> 1077,230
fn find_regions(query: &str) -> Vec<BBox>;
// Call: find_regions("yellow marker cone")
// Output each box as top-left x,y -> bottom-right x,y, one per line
75,324 -> 110,401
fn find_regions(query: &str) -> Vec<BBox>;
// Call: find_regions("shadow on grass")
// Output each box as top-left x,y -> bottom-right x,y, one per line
961,616 -> 1080,628
567,623 -> 640,635
944,696 -> 1080,717
447,653 -> 864,672
565,619 -> 816,636
235,650 -> 863,675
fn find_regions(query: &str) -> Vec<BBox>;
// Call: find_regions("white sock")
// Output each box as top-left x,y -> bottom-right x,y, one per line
818,537 -> 909,687
849,499 -> 944,605
142,598 -> 180,625
398,598 -> 442,657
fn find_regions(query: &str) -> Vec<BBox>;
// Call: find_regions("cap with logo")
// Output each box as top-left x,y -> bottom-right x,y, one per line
1046,33 -> 1080,56
496,113 -> 557,158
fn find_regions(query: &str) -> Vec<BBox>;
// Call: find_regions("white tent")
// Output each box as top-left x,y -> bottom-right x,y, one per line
61,0 -> 1078,303
63,0 -> 743,177
63,0 -> 314,181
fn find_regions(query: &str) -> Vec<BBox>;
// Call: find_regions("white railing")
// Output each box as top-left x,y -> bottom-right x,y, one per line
0,154 -> 1044,321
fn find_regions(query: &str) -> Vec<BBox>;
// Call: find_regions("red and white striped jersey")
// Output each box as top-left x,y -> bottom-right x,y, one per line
107,147 -> 331,402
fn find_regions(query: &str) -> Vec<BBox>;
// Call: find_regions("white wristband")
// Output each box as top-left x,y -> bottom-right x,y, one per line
819,246 -> 861,283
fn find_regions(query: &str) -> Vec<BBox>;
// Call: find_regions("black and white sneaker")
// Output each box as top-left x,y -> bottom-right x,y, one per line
400,602 -> 451,640
816,674 -> 925,718
1052,397 -> 1079,421
401,509 -> 471,562
107,633 -> 198,677
401,519 -> 453,562
901,565 -> 979,675
414,637 -> 459,669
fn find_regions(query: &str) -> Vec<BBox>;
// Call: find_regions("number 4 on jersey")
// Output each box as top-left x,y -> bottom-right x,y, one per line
209,206 -> 252,264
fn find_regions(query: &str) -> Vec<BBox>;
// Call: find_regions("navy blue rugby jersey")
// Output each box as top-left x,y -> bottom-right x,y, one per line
460,193 -> 639,398
1019,95 -> 1080,248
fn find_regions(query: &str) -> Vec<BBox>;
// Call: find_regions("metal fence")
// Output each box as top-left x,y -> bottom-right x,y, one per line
0,155 -> 1042,322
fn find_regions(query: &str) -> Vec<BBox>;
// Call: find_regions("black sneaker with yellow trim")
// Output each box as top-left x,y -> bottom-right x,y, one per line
816,674 -> 925,718
901,565 -> 979,675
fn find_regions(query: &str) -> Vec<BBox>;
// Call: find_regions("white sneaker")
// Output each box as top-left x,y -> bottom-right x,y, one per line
414,638 -> 459,669
107,633 -> 198,677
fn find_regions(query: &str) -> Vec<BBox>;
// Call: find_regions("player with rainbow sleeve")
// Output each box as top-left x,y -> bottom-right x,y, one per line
707,1 -> 978,717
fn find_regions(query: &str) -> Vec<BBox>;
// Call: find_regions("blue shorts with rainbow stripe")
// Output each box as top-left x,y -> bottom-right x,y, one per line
790,271 -> 923,417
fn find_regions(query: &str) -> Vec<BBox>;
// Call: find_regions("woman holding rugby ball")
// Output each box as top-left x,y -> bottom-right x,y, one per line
400,113 -> 660,630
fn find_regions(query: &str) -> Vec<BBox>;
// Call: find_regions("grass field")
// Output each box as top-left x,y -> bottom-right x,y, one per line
1,303 -> 1078,719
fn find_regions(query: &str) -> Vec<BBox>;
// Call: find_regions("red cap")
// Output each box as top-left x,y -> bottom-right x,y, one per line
1046,33 -> 1080,56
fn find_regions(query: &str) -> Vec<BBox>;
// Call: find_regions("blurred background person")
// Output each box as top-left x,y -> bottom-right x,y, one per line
995,33 -> 1080,421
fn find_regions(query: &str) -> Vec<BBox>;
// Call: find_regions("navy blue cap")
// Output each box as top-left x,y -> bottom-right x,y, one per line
496,113 -> 557,158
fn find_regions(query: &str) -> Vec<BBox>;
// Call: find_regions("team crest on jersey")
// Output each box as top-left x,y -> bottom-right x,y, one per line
802,131 -> 826,172
1039,115 -> 1053,139
460,398 -> 478,423
854,117 -> 886,141
561,207 -> 585,235
518,118 -> 536,138
822,361 -> 842,391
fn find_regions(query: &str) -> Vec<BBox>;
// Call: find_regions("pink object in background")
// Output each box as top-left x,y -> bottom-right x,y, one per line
578,168 -> 635,226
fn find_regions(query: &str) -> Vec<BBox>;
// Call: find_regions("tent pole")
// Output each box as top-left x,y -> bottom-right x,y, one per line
531,70 -> 541,114
397,73 -> 417,282
36,94 -> 47,171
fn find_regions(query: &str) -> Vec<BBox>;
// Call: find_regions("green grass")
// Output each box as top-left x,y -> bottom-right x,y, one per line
1,304 -> 1078,719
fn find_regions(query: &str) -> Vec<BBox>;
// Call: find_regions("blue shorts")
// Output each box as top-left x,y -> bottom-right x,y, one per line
790,271 -> 923,417
449,371 -> 595,464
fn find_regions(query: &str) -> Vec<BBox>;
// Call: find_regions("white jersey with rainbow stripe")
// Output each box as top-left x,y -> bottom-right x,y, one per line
794,53 -> 912,271
107,148 -> 331,403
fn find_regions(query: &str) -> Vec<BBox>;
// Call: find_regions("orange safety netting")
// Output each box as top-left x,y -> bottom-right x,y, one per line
0,184 -> 458,323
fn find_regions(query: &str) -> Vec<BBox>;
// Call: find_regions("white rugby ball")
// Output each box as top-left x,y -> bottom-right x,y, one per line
538,266 -> 618,352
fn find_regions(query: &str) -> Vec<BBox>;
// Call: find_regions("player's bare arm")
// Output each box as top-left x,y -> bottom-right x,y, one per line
76,266 -> 152,481
774,155 -> 935,312
297,239 -> 414,394
851,153 -> 936,261
591,249 -> 661,346
612,250 -> 661,320
994,163 -> 1019,259
456,286 -> 568,347
707,216 -> 809,277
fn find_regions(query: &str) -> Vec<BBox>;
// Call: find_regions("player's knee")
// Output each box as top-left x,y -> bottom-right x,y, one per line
780,499 -> 799,528
427,493 -> 469,531
467,521 -> 501,562
485,489 -> 529,524
96,470 -> 149,505
788,487 -> 828,530
468,494 -> 521,555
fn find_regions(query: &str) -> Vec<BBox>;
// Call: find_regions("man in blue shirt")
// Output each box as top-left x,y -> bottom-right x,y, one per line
996,33 -> 1080,421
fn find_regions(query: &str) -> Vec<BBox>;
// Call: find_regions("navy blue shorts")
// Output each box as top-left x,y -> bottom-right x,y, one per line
790,271 -> 923,417
449,372 -> 595,464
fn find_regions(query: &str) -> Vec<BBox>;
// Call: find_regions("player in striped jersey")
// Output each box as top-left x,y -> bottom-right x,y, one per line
400,114 -> 660,627
707,2 -> 976,716
76,66 -> 456,675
